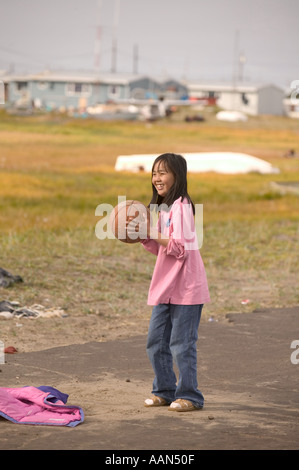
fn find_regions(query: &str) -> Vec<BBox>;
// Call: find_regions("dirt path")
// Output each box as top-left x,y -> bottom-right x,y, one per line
1,306 -> 298,451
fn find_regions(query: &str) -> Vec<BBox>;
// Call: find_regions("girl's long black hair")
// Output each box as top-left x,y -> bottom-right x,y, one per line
149,153 -> 195,214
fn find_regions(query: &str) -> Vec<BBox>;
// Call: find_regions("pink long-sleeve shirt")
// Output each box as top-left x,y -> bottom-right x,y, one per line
142,197 -> 210,306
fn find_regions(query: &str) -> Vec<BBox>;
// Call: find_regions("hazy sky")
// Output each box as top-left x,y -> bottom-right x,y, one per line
0,0 -> 298,87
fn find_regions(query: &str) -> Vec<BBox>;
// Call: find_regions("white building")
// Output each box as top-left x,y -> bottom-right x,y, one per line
283,84 -> 299,118
185,81 -> 285,116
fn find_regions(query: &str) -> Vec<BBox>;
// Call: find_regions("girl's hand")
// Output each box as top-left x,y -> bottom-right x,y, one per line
126,213 -> 149,240
126,213 -> 169,247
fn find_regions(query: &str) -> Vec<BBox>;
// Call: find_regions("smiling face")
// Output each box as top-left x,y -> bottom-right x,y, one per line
152,161 -> 175,198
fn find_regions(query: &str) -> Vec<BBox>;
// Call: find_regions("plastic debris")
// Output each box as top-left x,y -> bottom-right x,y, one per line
0,268 -> 23,287
0,300 -> 65,319
4,346 -> 18,354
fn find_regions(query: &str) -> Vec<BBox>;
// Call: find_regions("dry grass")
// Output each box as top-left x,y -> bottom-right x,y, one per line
0,109 -> 298,343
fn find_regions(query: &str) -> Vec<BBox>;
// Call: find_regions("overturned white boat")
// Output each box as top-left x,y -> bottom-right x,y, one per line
216,111 -> 248,122
115,152 -> 279,175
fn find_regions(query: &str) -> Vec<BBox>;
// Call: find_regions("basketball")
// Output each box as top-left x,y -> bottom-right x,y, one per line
109,200 -> 150,244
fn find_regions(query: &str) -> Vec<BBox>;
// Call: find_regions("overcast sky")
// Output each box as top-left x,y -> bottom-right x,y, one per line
0,0 -> 298,87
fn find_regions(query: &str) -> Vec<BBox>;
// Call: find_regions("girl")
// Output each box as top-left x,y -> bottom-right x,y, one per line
129,153 -> 210,412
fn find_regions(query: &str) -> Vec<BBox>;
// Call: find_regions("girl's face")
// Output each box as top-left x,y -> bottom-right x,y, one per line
152,161 -> 175,198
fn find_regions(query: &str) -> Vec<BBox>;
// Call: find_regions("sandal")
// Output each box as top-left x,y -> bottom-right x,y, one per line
168,399 -> 197,412
144,396 -> 170,407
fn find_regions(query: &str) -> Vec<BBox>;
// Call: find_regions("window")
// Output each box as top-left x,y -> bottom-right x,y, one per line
15,81 -> 28,92
37,81 -> 49,90
108,84 -> 121,99
66,83 -> 91,97
241,93 -> 249,105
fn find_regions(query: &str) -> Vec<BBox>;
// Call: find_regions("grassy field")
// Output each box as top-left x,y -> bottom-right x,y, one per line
0,108 -> 298,350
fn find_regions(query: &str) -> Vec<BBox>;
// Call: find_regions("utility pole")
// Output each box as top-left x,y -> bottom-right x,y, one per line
238,52 -> 246,82
231,29 -> 240,110
111,0 -> 120,73
94,0 -> 102,76
111,39 -> 117,73
133,43 -> 138,74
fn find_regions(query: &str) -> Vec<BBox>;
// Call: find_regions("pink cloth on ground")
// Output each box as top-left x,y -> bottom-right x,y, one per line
0,386 -> 84,426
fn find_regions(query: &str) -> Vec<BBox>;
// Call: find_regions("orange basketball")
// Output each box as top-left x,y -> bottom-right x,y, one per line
109,200 -> 150,244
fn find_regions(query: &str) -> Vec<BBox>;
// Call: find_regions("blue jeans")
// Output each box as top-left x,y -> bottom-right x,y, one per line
146,303 -> 204,409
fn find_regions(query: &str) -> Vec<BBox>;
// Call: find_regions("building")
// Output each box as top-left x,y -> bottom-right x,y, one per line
283,84 -> 299,119
4,71 -> 139,111
185,81 -> 285,116
283,98 -> 299,119
2,70 -> 285,117
3,70 -> 187,111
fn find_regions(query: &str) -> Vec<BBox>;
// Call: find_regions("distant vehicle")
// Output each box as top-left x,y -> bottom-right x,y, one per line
185,115 -> 205,122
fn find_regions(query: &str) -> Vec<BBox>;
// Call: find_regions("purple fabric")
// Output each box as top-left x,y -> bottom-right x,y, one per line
37,386 -> 69,404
